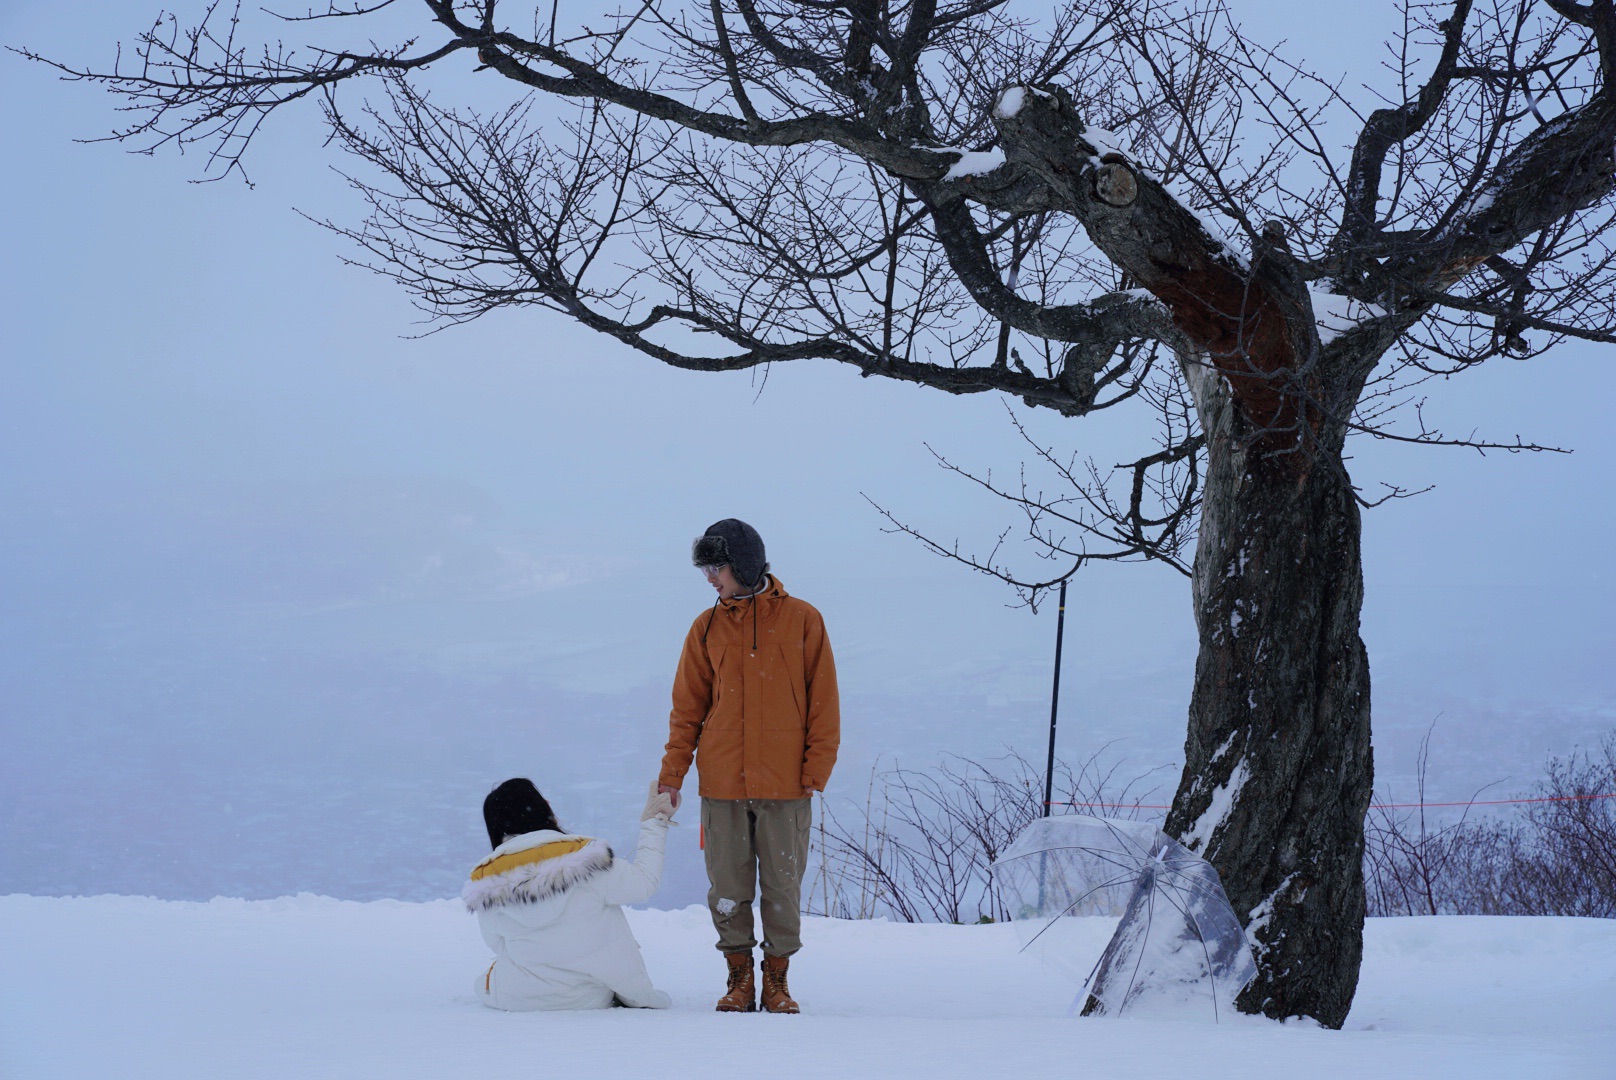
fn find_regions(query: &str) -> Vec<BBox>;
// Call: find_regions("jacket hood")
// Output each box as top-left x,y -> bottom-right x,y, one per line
462,830 -> 614,911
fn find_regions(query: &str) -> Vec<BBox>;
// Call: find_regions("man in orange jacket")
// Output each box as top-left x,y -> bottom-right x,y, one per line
658,518 -> 840,1013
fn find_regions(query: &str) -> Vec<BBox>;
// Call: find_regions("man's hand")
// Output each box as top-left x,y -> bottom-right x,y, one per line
657,783 -> 682,810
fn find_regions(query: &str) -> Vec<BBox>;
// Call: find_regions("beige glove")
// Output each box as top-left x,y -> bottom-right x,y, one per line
641,780 -> 677,822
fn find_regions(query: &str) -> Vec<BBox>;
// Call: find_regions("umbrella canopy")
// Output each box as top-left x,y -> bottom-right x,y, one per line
992,814 -> 1257,1021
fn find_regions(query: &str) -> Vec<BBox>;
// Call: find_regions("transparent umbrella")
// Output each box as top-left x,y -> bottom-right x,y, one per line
991,814 -> 1257,1021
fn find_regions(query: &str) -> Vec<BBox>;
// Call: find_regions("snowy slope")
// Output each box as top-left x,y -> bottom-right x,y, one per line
1,895 -> 1611,1080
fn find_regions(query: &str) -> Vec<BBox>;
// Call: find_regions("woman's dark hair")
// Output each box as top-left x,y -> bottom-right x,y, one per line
482,778 -> 561,849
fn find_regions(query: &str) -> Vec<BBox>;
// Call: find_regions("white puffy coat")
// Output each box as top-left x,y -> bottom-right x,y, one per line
464,818 -> 671,1011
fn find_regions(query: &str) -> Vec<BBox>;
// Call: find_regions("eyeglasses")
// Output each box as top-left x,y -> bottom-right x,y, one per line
699,564 -> 727,580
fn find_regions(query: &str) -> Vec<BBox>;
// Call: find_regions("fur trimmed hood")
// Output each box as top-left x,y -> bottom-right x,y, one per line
462,830 -> 614,911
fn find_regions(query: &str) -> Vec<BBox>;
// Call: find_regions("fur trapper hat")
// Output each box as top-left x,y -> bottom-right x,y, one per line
692,518 -> 768,589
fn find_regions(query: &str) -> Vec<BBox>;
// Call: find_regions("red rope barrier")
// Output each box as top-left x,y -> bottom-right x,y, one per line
1369,793 -> 1616,809
1048,792 -> 1616,811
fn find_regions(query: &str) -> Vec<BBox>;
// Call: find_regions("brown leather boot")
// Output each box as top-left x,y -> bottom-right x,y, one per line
760,953 -> 800,1014
715,951 -> 755,1012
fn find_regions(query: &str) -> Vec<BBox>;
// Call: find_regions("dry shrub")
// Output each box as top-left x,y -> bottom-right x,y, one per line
809,730 -> 1616,923
806,748 -> 1172,924
1365,732 -> 1616,918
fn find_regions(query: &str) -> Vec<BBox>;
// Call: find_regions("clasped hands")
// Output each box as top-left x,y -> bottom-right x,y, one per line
642,782 -> 680,823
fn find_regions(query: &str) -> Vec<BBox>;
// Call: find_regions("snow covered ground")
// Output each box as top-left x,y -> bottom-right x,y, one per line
2,895 -> 1611,1079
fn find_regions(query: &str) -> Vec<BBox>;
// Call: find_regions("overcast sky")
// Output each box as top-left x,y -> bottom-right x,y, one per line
2,0 -> 1612,903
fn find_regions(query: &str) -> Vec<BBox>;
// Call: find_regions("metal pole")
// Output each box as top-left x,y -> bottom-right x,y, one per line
1043,578 -> 1068,818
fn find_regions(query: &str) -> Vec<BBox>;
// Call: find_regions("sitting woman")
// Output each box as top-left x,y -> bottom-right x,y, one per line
464,777 -> 675,1011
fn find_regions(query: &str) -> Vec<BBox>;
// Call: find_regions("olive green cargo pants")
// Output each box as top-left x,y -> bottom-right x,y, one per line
701,797 -> 812,957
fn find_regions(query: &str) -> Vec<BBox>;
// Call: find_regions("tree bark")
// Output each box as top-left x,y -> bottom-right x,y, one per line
1164,372 -> 1374,1029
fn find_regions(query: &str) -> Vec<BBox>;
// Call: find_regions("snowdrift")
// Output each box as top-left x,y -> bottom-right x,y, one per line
1,894 -> 1611,1079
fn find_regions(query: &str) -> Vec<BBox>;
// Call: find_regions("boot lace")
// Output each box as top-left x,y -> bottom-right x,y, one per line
763,964 -> 790,998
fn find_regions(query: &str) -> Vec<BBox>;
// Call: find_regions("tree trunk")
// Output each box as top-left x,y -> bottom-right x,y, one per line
1163,374 -> 1374,1029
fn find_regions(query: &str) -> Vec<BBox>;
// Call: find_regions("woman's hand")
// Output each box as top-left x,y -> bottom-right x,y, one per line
642,781 -> 678,822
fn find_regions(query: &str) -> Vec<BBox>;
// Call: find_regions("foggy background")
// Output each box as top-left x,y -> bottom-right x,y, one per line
3,0 -> 1612,908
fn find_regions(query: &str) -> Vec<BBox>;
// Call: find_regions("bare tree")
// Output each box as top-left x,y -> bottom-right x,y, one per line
20,0 -> 1616,1025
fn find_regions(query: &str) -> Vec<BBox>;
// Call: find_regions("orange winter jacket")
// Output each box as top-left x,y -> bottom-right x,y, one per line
658,575 -> 840,800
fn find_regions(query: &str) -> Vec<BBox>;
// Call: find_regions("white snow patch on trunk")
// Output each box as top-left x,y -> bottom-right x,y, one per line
993,84 -> 1054,119
1245,871 -> 1300,958
1116,286 -> 1165,306
1081,124 -> 1126,158
944,148 -> 1006,179
1309,287 -> 1387,345
1160,187 -> 1249,270
994,87 -> 1026,119
1182,757 -> 1249,853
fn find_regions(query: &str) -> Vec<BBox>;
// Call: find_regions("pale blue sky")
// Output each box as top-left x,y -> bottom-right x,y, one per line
2,0 -> 1611,902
